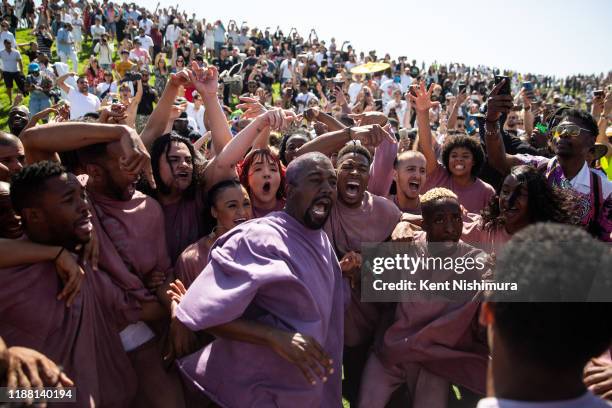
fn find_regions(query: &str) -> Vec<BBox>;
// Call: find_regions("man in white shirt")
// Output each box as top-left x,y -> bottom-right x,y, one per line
164,19 -> 181,47
0,39 -> 24,104
135,28 -> 154,56
0,20 -> 16,52
57,72 -> 101,119
90,17 -> 106,48
185,91 -> 206,135
478,223 -> 612,408
138,14 -> 153,35
295,80 -> 316,114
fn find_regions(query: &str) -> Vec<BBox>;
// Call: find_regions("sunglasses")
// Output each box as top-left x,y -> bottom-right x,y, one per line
551,124 -> 592,138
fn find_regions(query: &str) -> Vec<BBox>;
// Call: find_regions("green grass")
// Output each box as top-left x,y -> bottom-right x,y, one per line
1,28 -> 94,131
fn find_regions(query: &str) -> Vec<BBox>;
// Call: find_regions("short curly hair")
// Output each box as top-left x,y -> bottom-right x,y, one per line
11,161 -> 66,214
336,142 -> 372,167
441,135 -> 485,177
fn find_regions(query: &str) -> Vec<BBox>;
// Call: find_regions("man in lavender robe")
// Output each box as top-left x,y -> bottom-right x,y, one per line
0,161 -> 140,406
174,152 -> 345,407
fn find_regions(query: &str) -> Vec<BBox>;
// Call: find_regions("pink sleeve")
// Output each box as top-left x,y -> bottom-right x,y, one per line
367,136 -> 398,197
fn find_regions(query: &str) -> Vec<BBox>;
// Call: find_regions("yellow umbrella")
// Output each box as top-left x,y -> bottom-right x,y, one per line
350,62 -> 391,75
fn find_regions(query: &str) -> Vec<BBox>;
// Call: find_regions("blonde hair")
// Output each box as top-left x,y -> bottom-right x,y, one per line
420,187 -> 457,206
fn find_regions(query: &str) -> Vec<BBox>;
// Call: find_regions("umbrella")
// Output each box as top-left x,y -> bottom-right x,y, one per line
350,62 -> 391,75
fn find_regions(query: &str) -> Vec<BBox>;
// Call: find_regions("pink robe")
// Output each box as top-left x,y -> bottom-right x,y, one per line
462,212 -> 512,253
423,166 -> 495,214
176,211 -> 345,408
324,191 -> 402,346
174,235 -> 213,288
0,259 -> 140,407
162,188 -> 208,264
376,238 -> 489,397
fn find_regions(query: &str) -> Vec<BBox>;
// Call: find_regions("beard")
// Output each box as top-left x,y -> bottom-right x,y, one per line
302,203 -> 330,230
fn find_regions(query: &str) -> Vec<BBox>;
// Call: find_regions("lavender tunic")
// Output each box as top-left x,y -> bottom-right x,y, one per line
176,211 -> 344,408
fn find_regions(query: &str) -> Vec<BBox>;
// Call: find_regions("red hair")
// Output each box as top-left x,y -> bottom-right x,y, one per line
238,148 -> 286,200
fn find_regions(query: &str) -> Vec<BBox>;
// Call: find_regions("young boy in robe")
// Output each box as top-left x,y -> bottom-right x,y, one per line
358,188 -> 489,408
173,153 -> 345,407
479,223 -> 612,408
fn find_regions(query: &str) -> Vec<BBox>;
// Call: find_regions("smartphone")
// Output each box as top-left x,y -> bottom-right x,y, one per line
458,82 -> 467,93
522,81 -> 534,92
495,75 -> 511,96
594,89 -> 604,98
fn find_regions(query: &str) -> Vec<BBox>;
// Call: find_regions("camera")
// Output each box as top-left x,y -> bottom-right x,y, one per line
123,72 -> 142,82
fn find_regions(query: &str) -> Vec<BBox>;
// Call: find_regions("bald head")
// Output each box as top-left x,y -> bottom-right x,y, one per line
286,152 -> 332,186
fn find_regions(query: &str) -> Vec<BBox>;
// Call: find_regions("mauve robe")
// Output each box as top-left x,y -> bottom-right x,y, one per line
176,211 -> 344,408
174,235 -> 213,288
376,237 -> 489,397
162,188 -> 208,265
251,197 -> 286,219
324,191 -> 402,346
86,186 -> 173,284
461,212 -> 512,253
423,165 -> 495,215
0,258 -> 140,407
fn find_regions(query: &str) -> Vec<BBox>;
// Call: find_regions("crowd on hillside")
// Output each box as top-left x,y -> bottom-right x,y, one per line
1,1 -> 612,408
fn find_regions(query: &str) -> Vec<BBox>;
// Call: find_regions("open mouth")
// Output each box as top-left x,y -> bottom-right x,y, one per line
453,164 -> 465,171
408,181 -> 420,193
310,197 -> 332,218
233,217 -> 248,225
75,213 -> 93,234
262,181 -> 271,193
345,181 -> 361,199
176,171 -> 190,179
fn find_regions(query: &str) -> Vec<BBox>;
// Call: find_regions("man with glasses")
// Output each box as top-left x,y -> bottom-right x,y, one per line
57,72 -> 101,120
485,81 -> 612,242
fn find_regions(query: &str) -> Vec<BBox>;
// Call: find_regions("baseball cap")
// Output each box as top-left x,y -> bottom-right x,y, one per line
28,63 -> 40,73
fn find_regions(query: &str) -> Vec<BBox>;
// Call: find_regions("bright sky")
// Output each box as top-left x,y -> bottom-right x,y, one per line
132,0 -> 609,76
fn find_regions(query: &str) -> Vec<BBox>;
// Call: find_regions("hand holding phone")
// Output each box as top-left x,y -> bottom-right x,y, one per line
494,75 -> 511,96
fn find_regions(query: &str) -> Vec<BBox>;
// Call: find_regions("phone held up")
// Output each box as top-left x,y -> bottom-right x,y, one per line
494,75 -> 511,96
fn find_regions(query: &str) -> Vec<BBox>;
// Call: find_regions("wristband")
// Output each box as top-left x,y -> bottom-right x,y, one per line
54,247 -> 65,262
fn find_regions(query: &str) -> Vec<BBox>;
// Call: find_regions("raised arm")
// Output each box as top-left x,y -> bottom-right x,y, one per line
408,82 -> 441,175
205,109 -> 298,187
304,107 -> 345,132
188,62 -> 233,154
140,70 -> 190,149
447,88 -> 467,130
295,124 -> 393,158
56,72 -> 75,94
130,79 -> 144,109
483,79 -> 523,175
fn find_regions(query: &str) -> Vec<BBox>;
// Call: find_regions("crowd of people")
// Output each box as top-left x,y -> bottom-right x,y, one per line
1,0 -> 612,407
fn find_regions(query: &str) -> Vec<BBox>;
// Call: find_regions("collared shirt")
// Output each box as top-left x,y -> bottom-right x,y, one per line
517,154 -> 612,242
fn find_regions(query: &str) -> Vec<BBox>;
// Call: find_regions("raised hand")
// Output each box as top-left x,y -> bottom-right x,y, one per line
349,111 -> 388,126
268,330 -> 334,385
166,279 -> 188,304
486,79 -> 514,123
303,106 -> 320,122
118,128 -> 156,189
168,69 -> 191,88
236,96 -> 267,120
351,124 -> 396,147
188,61 -> 219,97
407,82 -> 440,113
256,108 -> 299,132
339,251 -> 362,289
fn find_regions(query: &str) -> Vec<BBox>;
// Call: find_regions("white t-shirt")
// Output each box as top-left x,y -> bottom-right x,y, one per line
136,35 -> 154,51
477,393 -> 612,408
96,81 -> 118,97
90,25 -> 106,40
185,102 -> 206,134
0,30 -> 16,52
279,59 -> 295,80
295,91 -> 316,114
348,81 -> 363,104
138,19 -> 153,35
165,25 -> 181,45
0,48 -> 21,72
67,88 -> 101,119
